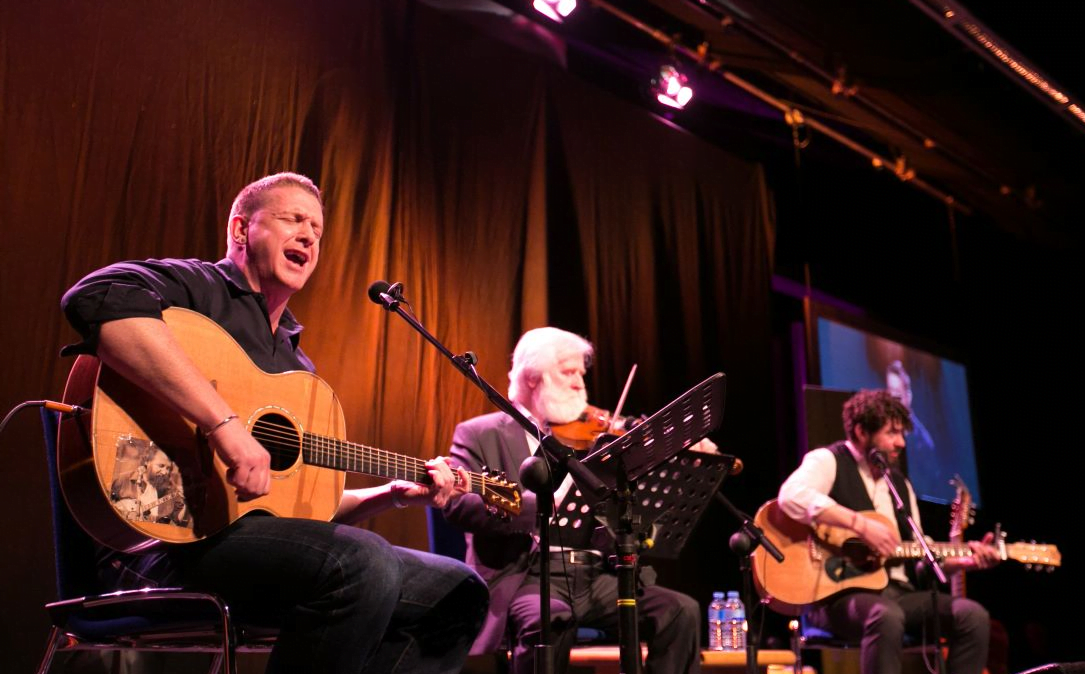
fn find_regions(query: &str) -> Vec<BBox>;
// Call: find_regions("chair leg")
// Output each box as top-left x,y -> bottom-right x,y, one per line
208,652 -> 224,674
211,637 -> 237,674
36,626 -> 65,674
222,623 -> 240,674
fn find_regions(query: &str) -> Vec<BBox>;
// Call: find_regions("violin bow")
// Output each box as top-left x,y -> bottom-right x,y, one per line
607,363 -> 638,433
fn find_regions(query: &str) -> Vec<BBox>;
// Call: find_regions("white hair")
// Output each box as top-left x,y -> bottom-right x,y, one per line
508,327 -> 593,405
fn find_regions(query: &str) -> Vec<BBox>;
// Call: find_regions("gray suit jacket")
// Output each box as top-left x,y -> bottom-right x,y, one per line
444,411 -> 541,654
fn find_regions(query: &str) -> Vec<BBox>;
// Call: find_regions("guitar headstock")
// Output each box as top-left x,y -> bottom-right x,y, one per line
949,474 -> 974,540
480,469 -> 522,518
1005,541 -> 1062,571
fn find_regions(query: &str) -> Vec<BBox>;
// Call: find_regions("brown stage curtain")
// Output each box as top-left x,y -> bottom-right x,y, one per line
0,0 -> 773,667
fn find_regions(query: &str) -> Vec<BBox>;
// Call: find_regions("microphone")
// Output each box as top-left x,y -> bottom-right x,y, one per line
367,280 -> 405,309
867,447 -> 889,470
367,280 -> 391,304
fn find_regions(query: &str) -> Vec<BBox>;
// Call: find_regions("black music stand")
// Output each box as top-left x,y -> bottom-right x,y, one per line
560,373 -> 728,674
582,373 -> 726,489
551,451 -> 736,560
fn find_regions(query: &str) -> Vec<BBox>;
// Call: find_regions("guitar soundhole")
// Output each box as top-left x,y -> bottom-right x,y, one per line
252,413 -> 301,471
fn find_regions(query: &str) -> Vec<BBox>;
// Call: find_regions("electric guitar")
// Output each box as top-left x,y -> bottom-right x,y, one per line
948,474 -> 975,598
57,307 -> 522,553
750,499 -> 1061,615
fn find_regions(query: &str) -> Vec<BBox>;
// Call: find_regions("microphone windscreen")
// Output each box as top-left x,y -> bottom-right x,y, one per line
868,448 -> 888,468
368,280 -> 391,304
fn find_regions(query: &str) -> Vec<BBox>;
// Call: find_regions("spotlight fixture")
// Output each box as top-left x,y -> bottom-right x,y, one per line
652,65 -> 693,109
533,0 -> 576,23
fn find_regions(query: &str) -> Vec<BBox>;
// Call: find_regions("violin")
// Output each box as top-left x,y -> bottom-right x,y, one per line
549,404 -> 645,451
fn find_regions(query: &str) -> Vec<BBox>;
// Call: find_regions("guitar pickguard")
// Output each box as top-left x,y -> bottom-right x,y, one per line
824,555 -> 870,582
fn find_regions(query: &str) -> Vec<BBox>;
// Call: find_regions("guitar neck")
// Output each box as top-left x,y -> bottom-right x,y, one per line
302,433 -> 485,496
893,540 -> 973,561
949,528 -> 967,597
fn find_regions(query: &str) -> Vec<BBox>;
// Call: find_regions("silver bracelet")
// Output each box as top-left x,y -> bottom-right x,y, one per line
205,414 -> 239,437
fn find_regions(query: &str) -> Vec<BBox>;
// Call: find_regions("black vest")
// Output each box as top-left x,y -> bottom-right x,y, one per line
827,441 -> 913,542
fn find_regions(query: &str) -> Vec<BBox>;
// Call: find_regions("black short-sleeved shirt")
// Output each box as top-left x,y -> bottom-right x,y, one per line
61,257 -> 314,374
60,257 -> 316,589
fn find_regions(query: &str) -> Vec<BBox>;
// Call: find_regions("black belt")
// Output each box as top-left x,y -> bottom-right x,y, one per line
549,549 -> 603,565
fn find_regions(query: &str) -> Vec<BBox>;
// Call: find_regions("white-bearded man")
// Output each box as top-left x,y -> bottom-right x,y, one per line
444,327 -> 703,674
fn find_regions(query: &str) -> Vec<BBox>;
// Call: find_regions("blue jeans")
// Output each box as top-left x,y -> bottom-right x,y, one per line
102,515 -> 488,673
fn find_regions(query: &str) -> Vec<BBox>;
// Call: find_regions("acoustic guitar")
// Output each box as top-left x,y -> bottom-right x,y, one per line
750,499 -> 1060,615
57,307 -> 522,553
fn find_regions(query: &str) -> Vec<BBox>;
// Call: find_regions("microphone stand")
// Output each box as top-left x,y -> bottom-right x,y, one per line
868,450 -> 947,674
370,285 -> 609,500
610,458 -> 642,674
370,284 -> 611,674
714,492 -> 785,674
519,455 -> 557,674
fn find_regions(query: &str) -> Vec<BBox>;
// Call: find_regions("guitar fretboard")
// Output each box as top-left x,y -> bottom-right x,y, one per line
893,541 -> 973,560
301,432 -> 486,496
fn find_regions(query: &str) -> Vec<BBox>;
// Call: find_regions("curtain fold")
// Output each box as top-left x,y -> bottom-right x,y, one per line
0,1 -> 774,667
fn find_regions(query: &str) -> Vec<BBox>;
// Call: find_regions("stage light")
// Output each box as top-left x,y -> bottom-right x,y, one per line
653,65 -> 693,109
533,0 -> 576,23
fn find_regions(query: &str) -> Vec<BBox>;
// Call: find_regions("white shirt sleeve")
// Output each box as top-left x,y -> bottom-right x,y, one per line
778,447 -> 839,525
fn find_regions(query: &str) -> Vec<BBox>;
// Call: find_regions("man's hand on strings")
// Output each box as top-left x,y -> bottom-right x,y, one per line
967,532 -> 1002,570
392,457 -> 471,508
856,514 -> 901,559
211,420 -> 271,501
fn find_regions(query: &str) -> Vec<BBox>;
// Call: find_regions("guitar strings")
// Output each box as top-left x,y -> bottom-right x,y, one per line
97,426 -> 513,503
246,424 -> 492,493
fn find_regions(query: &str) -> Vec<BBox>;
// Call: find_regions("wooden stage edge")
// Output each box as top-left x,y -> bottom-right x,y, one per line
568,646 -> 814,673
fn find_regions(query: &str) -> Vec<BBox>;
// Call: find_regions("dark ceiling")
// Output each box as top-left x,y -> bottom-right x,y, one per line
434,0 -> 1085,245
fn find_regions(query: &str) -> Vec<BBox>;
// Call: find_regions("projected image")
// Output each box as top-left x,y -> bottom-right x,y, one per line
815,316 -> 980,506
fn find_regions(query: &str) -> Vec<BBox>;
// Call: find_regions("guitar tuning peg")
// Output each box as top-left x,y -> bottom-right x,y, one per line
1025,563 -> 1033,571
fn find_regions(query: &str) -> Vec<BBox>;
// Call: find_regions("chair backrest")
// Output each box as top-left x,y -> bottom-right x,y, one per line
426,507 -> 467,561
41,408 -> 103,600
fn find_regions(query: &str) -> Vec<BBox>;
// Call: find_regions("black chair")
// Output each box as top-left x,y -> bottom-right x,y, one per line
36,409 -> 276,674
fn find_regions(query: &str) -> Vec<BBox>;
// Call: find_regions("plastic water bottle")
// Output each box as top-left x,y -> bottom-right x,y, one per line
707,591 -> 726,650
722,590 -> 746,650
